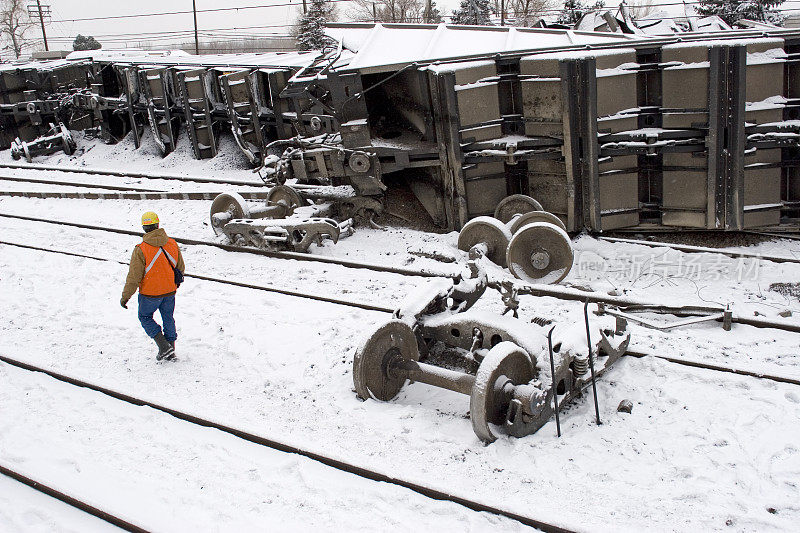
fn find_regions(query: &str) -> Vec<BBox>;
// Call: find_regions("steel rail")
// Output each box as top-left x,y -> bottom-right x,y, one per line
742,230 -> 800,241
0,173 -> 164,192
0,240 -> 394,313
599,236 -> 800,265
0,212 -> 455,279
0,355 -> 575,533
0,162 -> 267,187
2,214 -> 797,333
2,240 -> 797,385
0,190 -> 275,201
4,239 -> 799,384
2,215 -> 796,334
625,350 -> 800,387
0,464 -> 150,533
0,175 -> 313,201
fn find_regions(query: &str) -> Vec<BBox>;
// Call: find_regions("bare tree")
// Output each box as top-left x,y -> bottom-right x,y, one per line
349,0 -> 440,23
491,0 -> 554,26
0,0 -> 31,59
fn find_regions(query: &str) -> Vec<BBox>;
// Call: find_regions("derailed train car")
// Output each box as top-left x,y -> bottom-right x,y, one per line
2,24 -> 800,233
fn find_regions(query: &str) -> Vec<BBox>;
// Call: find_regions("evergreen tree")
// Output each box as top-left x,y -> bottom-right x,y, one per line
695,0 -> 784,25
296,0 -> 334,51
556,0 -> 605,25
73,34 -> 101,51
424,0 -> 444,23
451,0 -> 493,25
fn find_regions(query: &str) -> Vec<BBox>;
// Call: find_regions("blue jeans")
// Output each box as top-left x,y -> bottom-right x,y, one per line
138,294 -> 177,341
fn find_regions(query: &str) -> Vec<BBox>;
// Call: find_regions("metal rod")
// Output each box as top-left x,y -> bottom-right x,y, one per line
248,204 -> 286,219
515,284 -> 800,334
547,326 -> 561,437
391,359 -> 476,396
583,301 -> 601,425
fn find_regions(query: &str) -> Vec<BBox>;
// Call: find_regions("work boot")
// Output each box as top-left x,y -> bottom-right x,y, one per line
166,340 -> 176,360
154,332 -> 175,361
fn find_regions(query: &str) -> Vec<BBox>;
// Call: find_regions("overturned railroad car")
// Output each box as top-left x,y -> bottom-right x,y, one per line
2,24 -> 800,232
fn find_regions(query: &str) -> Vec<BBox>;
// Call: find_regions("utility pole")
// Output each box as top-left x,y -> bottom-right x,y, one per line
303,0 -> 307,14
424,0 -> 431,23
192,0 -> 199,55
500,0 -> 505,26
27,1 -> 50,51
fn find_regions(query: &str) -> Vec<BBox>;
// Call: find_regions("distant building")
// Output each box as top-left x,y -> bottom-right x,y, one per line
32,51 -> 71,60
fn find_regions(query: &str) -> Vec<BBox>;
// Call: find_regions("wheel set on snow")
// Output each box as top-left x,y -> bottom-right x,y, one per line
457,194 -> 573,284
209,185 -> 304,236
353,319 -> 540,443
11,122 -> 77,162
209,185 -> 351,253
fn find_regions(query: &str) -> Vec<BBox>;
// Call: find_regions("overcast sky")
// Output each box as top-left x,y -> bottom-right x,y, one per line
13,0 -> 800,56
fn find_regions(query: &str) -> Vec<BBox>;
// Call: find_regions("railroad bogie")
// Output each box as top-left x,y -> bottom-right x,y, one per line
210,185 -> 352,253
353,260 -> 631,442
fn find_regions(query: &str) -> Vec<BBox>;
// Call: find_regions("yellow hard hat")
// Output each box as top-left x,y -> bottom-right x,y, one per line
141,211 -> 159,226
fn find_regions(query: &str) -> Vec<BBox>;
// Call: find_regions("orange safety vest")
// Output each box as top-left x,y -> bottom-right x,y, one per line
138,239 -> 181,297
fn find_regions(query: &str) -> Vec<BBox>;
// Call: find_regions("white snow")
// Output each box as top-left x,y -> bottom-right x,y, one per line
1,134 -> 800,530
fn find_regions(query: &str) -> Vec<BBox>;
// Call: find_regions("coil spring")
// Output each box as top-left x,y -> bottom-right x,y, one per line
531,316 -> 552,327
572,356 -> 589,376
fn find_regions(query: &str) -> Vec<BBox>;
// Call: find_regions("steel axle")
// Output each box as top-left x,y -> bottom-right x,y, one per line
456,195 -> 573,284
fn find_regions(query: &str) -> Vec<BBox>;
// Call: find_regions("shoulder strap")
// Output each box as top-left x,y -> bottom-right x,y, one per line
160,246 -> 178,271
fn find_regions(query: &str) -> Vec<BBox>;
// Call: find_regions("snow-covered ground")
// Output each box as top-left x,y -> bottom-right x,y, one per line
1,135 -> 800,531
0,363 -> 528,532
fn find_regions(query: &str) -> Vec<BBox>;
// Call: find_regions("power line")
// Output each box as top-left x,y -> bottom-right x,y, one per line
46,0 -> 352,24
38,23 -> 300,41
46,31 -> 295,42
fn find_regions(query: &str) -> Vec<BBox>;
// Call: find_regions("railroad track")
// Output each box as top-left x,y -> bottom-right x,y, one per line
0,173 -> 164,192
2,239 -> 798,386
0,354 -> 575,533
0,463 -> 148,533
0,162 -> 267,187
0,212 -> 455,279
2,212 -> 798,334
0,174 -> 352,202
0,190 -> 276,201
600,236 -> 800,265
2,242 -> 799,531
0,240 -> 392,313
0,172 -> 278,200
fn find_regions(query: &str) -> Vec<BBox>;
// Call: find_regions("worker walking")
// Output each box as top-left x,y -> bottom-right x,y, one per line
121,212 -> 185,361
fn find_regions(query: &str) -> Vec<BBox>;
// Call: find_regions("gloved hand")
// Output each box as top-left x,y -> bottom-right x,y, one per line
120,298 -> 128,309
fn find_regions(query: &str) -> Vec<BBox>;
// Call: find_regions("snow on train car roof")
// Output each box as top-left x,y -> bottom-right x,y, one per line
0,58 -> 87,72
64,48 -> 327,69
325,23 -> 642,73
